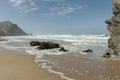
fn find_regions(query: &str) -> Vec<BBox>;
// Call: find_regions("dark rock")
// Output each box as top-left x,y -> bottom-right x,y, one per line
112,7 -> 120,16
103,53 -> 111,58
29,41 -> 60,50
36,45 -> 45,50
30,41 -> 41,46
82,49 -> 93,53
104,35 -> 109,37
59,47 -> 68,52
105,19 -> 112,25
113,50 -> 118,55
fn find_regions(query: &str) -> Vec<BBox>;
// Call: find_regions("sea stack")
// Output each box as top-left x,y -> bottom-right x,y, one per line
0,21 -> 27,36
105,0 -> 120,56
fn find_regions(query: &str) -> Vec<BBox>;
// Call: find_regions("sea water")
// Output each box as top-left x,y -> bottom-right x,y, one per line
2,35 -> 120,80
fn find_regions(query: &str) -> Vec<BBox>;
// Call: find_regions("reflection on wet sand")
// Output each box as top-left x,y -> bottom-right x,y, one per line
39,54 -> 120,80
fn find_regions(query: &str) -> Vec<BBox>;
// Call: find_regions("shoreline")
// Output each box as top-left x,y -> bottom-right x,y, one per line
0,52 -> 63,80
38,53 -> 120,80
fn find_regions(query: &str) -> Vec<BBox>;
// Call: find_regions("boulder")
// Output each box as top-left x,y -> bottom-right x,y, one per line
59,47 -> 68,52
29,41 -> 60,50
82,49 -> 93,53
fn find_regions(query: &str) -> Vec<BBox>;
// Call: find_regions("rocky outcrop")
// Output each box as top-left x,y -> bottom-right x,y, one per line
105,0 -> 120,57
30,41 -> 60,49
0,21 -> 27,36
29,41 -> 68,52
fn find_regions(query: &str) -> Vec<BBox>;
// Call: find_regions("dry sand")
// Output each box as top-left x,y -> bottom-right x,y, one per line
0,53 -> 63,80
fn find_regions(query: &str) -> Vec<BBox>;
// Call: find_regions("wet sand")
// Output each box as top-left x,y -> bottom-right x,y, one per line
40,54 -> 120,80
0,52 -> 63,80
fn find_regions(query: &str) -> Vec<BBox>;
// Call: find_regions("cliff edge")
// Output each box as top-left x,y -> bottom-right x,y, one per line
105,0 -> 120,57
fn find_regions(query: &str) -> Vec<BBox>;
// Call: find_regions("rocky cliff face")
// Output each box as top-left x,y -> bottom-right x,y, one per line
0,21 -> 27,36
105,0 -> 120,56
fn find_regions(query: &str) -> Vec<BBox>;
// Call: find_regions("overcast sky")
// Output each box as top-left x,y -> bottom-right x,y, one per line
0,0 -> 113,34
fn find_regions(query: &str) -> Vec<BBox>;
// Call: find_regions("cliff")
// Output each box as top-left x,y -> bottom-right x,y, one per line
0,21 -> 27,36
105,0 -> 120,57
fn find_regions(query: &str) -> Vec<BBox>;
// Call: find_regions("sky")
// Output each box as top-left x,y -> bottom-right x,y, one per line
0,0 -> 113,35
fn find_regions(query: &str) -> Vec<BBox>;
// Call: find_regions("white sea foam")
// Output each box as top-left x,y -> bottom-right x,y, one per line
37,60 -> 75,80
26,34 -> 109,80
0,35 -> 109,80
17,34 -> 108,42
34,59 -> 75,80
0,34 -> 108,56
47,68 -> 75,80
24,34 -> 109,47
24,34 -> 108,56
25,44 -> 67,56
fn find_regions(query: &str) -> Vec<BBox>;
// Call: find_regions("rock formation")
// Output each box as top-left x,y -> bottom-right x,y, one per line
0,21 -> 27,36
105,0 -> 120,56
29,41 -> 68,52
30,41 -> 60,49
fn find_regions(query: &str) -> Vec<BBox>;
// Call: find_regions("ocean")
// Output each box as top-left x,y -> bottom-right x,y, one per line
1,35 -> 120,80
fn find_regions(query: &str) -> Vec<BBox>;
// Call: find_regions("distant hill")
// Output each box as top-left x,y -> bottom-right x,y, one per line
0,21 -> 27,36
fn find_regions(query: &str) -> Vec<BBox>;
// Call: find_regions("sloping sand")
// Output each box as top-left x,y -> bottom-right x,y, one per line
0,53 -> 63,80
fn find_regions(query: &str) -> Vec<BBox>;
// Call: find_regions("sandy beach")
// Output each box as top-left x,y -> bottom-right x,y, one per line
0,52 -> 63,80
41,54 -> 120,80
1,35 -> 119,80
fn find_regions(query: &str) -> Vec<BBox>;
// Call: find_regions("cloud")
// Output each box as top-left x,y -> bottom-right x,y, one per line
9,0 -> 38,12
23,7 -> 38,12
9,0 -> 83,16
9,0 -> 26,6
42,0 -> 65,2
50,5 -> 83,16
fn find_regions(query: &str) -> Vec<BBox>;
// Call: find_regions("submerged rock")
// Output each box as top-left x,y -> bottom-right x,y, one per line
82,49 -> 93,53
59,47 -> 68,52
105,0 -> 120,57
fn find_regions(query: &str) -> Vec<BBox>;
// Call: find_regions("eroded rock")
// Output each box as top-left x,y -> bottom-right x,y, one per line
105,0 -> 120,57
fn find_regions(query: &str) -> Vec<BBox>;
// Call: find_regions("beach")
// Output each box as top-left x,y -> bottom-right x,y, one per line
41,54 -> 120,80
1,35 -> 120,80
0,52 -> 63,80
